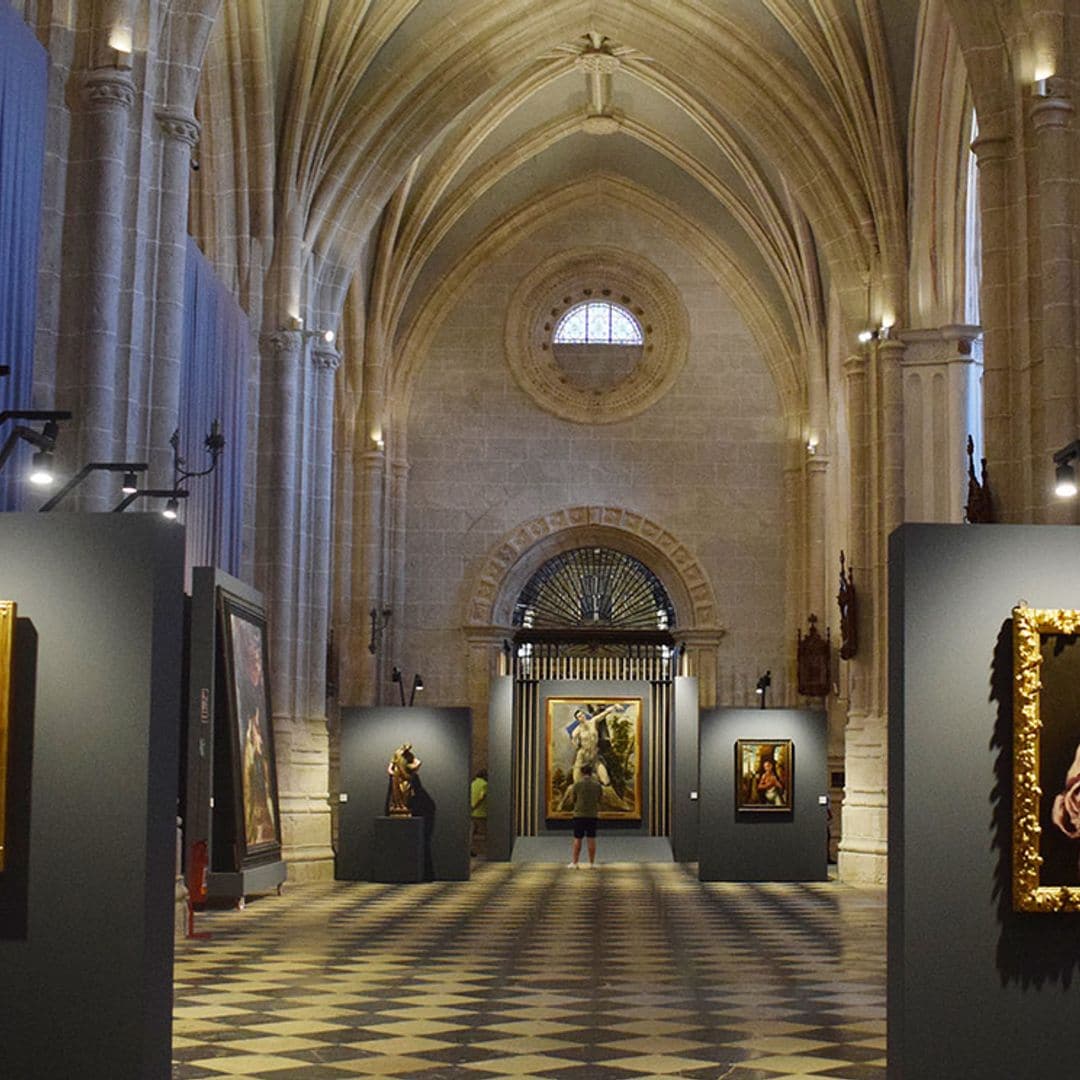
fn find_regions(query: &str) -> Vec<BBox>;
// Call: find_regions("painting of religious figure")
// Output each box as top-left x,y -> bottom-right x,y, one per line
0,602 -> 13,874
546,697 -> 642,820
736,739 -> 793,812
1013,605 -> 1080,911
219,591 -> 282,866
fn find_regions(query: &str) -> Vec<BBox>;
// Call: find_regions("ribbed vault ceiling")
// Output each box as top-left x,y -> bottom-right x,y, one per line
254,0 -> 933,416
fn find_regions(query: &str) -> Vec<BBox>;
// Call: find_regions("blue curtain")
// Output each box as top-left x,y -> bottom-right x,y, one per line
0,6 -> 47,510
179,237 -> 249,578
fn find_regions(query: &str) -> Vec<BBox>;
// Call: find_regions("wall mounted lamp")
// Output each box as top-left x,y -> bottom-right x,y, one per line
38,461 -> 148,511
111,487 -> 189,517
755,669 -> 772,709
1052,439 -> 1080,498
0,410 -> 72,487
171,420 -> 225,494
287,317 -> 335,345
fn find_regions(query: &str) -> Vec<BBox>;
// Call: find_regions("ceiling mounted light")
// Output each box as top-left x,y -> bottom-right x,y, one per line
121,469 -> 138,494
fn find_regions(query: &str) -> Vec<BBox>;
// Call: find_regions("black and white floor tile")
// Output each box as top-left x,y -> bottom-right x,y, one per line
173,863 -> 886,1079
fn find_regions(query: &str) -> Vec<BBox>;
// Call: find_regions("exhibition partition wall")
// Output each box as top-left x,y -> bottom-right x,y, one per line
698,707 -> 828,881
889,524 -> 1080,1079
337,706 -> 472,881
0,514 -> 184,1080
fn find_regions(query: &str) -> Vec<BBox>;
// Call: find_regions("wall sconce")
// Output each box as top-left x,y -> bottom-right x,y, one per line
287,316 -> 335,345
755,669 -> 772,709
1053,439 -> 1080,498
857,329 -> 877,344
0,410 -> 72,488
171,419 -> 225,493
39,461 -> 148,511
369,607 -> 392,654
108,26 -> 133,69
806,437 -> 818,455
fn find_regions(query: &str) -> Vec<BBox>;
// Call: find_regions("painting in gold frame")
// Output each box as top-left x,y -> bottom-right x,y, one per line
545,697 -> 642,820
0,601 -> 13,874
736,739 -> 793,812
1013,604 -> 1080,912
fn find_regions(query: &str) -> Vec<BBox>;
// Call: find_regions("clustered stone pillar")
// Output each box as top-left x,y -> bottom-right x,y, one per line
353,446 -> 387,705
69,67 -> 136,506
150,107 -> 202,486
1030,77 -> 1077,524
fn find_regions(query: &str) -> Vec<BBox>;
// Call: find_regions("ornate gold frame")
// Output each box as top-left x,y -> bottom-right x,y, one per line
1013,604 -> 1080,912
0,601 -> 14,874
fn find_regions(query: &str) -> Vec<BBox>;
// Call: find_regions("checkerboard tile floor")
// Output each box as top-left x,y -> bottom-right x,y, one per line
174,864 -> 885,1079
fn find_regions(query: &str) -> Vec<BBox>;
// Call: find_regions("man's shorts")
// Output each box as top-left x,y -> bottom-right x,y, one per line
572,817 -> 598,838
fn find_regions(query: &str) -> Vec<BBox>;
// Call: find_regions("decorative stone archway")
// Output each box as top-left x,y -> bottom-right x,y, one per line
462,506 -> 725,767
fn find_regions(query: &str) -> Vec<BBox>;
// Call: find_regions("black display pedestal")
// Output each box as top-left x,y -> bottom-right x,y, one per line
372,817 -> 425,882
207,860 -> 287,907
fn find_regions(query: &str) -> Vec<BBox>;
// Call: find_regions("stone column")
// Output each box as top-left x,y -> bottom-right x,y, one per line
838,349 -> 886,883
465,630 -> 503,770
901,326 -> 982,521
149,107 -> 201,487
680,630 -> 723,708
352,447 -> 386,704
1030,79 -> 1077,523
387,455 -> 411,682
70,68 -> 136,506
805,454 -> 829,618
971,134 -> 1019,518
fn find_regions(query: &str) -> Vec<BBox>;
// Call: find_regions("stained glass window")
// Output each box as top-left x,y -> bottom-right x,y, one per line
553,302 -> 643,345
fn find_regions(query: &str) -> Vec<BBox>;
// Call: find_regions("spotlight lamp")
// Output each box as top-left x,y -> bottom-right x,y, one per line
0,410 -> 72,488
857,329 -> 876,344
1052,439 -> 1080,499
410,673 -> 425,707
111,486 -> 189,516
39,461 -> 148,511
755,669 -> 772,709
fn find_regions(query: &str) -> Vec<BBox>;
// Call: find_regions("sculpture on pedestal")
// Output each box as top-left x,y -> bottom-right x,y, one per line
387,743 -> 422,816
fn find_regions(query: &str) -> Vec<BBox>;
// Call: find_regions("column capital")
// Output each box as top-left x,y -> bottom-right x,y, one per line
312,343 -> 341,371
843,353 -> 868,378
1030,92 -> 1076,132
80,69 -> 136,111
260,329 -> 304,357
970,133 -> 1010,165
806,456 -> 830,475
155,107 -> 201,147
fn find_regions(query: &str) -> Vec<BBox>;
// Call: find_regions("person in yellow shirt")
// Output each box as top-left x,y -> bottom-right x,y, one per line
470,769 -> 488,857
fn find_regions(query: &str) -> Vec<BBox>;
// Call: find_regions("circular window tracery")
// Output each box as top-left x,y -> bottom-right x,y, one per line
504,248 -> 688,424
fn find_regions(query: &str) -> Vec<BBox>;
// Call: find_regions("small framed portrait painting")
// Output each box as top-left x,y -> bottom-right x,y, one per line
736,739 -> 793,812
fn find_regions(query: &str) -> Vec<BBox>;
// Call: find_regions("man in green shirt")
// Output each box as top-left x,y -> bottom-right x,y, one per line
566,763 -> 602,869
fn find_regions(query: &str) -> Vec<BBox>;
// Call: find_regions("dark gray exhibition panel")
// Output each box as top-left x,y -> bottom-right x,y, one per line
486,675 -> 514,861
698,708 -> 827,881
536,679 -> 651,836
0,514 -> 184,1079
889,524 -> 1080,1079
337,706 -> 472,881
671,676 -> 699,862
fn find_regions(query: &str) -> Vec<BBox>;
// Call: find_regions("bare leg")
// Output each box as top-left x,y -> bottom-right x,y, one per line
571,837 -> 582,866
586,837 -> 596,865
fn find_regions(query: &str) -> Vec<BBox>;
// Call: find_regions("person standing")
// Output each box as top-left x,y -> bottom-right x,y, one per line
470,769 -> 488,856
566,763 -> 602,868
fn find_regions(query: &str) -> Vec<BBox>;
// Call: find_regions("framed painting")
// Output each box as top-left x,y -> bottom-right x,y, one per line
1013,605 -> 1080,912
546,697 -> 642,820
0,602 -> 12,873
736,739 -> 793,812
218,589 -> 283,867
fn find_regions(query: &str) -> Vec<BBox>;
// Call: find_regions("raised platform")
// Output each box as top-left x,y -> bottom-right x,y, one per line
510,835 -> 674,863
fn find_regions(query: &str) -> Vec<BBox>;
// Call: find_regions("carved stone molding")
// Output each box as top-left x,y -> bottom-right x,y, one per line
80,69 -> 136,112
155,107 -> 201,147
312,344 -> 341,371
504,246 -> 689,424
466,505 -> 719,630
259,329 -> 304,357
